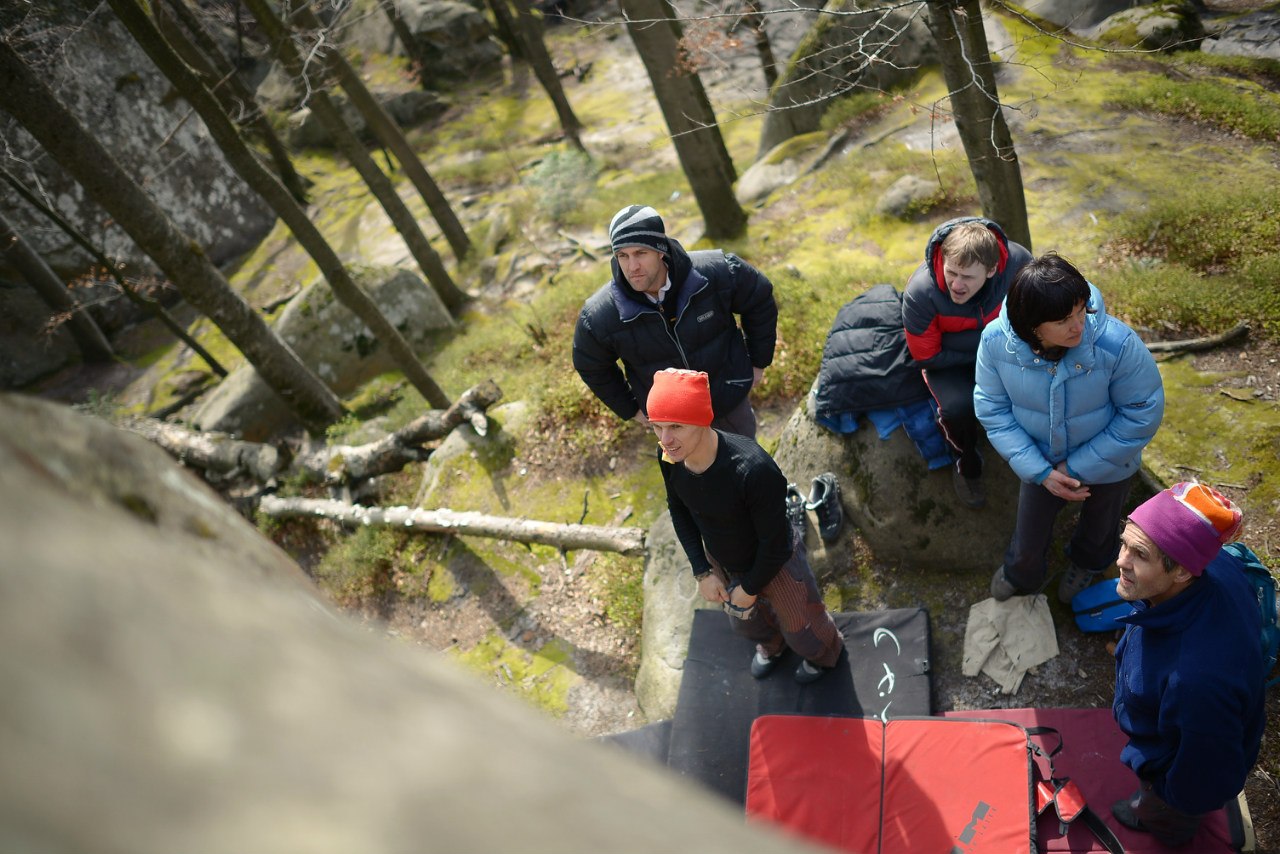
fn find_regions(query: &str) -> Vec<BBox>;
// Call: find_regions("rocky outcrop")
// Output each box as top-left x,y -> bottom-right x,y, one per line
757,0 -> 931,158
1087,1 -> 1204,50
0,392 -> 827,854
189,265 -> 455,440
1202,9 -> 1280,60
637,398 -> 1020,717
337,0 -> 504,85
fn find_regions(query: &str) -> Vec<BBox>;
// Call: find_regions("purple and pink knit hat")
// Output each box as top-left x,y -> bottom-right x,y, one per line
1128,482 -> 1244,575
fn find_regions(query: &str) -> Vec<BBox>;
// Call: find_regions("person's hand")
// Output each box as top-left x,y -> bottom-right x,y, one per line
729,585 -> 757,610
1043,464 -> 1090,501
633,410 -> 650,428
698,573 -> 728,603
752,366 -> 764,388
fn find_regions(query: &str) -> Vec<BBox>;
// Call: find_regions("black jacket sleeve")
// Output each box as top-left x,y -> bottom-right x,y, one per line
572,303 -> 641,421
726,254 -> 778,370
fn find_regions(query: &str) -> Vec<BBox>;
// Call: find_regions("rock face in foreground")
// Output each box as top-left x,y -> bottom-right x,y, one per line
0,393 -> 824,854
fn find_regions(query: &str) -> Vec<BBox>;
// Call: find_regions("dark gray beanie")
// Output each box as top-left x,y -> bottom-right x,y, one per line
609,205 -> 669,256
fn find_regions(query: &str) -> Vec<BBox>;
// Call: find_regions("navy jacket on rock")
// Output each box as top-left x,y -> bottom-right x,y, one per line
572,239 -> 776,421
1113,549 -> 1266,814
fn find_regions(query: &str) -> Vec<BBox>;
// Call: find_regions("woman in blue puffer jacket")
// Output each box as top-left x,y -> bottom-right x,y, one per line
975,253 -> 1165,603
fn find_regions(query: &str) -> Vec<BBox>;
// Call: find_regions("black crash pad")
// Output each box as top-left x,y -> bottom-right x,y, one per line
664,607 -> 932,805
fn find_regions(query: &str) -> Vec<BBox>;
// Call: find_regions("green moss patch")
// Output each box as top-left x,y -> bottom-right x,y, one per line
454,631 -> 576,716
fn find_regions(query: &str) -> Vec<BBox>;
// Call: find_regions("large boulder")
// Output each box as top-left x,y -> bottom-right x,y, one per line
336,0 -> 504,85
189,265 -> 455,439
283,89 -> 449,149
0,392 -> 825,854
1202,9 -> 1280,60
1087,1 -> 1204,50
757,0 -> 931,158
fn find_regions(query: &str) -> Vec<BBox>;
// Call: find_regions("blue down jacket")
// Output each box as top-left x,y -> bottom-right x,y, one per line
974,284 -> 1164,485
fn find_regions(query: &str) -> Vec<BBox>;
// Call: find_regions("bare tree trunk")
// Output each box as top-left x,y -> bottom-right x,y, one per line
0,40 -> 344,433
741,0 -> 777,91
123,416 -> 285,481
0,164 -> 228,378
925,0 -> 1031,250
619,0 -> 747,240
484,0 -> 525,60
259,495 -> 648,555
0,210 -> 115,364
109,0 -> 452,409
504,0 -> 586,151
289,3 -> 473,262
377,0 -> 436,88
241,0 -> 468,315
157,0 -> 311,204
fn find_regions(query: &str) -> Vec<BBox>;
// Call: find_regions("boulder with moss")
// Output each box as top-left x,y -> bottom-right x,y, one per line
189,265 -> 455,440
1089,1 -> 1205,51
757,0 -> 930,158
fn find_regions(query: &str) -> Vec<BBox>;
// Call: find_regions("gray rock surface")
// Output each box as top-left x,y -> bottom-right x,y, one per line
338,0 -> 503,84
876,174 -> 942,219
1087,1 -> 1204,49
0,392 -> 826,854
190,265 -> 454,439
1202,9 -> 1280,59
735,153 -> 803,205
758,0 -> 931,158
1019,0 -> 1147,31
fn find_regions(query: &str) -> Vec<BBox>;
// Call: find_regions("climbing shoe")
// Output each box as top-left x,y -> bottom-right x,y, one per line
795,659 -> 830,684
751,645 -> 783,679
1057,563 -> 1099,604
990,566 -> 1019,602
952,466 -> 986,509
785,483 -> 806,536
805,472 -> 844,542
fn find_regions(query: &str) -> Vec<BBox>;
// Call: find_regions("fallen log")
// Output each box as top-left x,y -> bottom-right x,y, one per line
122,416 -> 284,481
258,495 -> 648,556
1147,322 -> 1248,354
125,380 -> 503,486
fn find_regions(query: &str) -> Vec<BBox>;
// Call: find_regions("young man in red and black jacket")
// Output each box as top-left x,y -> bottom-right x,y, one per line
901,217 -> 1031,507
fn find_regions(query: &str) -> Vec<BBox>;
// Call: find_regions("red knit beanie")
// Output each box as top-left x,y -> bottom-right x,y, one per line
1128,482 -> 1244,575
646,369 -> 714,427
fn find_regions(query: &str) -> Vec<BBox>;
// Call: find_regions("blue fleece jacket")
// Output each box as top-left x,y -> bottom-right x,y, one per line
1112,549 -> 1266,814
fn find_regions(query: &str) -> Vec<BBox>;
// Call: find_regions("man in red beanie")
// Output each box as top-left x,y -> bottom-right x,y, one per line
1111,482 -> 1266,847
647,368 -> 844,683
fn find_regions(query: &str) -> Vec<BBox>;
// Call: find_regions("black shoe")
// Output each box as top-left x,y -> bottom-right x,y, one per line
952,466 -> 986,509
785,484 -> 806,535
751,645 -> 783,679
1111,795 -> 1146,833
795,659 -> 830,684
805,472 -> 843,542
990,566 -> 1019,601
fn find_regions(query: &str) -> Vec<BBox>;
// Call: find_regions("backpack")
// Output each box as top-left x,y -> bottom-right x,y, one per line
1224,543 -> 1280,688
1071,544 -> 1280,688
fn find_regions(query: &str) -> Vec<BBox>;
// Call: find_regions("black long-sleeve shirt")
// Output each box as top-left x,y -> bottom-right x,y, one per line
660,430 -> 793,595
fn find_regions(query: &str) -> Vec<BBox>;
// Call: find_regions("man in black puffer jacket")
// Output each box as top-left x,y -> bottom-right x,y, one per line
902,217 -> 1031,508
572,205 -> 777,438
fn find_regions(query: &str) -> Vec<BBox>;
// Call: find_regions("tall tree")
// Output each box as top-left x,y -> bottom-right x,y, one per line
741,0 -> 778,91
0,39 -> 345,433
288,2 -> 473,262
154,0 -> 311,205
0,210 -> 116,365
109,0 -> 452,408
925,0 -> 1031,249
240,0 -> 468,314
619,0 -> 747,240
0,163 -> 227,378
501,0 -> 586,152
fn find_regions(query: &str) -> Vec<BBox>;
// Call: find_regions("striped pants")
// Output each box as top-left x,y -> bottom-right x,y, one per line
708,529 -> 844,667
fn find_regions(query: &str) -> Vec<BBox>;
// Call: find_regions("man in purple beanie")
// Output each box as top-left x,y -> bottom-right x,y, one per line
1111,482 -> 1266,847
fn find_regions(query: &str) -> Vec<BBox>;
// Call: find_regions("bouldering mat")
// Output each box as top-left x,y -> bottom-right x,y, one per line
944,707 -> 1248,853
664,607 -> 932,804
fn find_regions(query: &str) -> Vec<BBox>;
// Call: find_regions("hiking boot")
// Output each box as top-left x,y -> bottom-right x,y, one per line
805,472 -> 843,542
795,659 -> 830,684
1111,794 -> 1146,833
1057,563 -> 1099,604
952,467 -> 986,509
785,484 -> 806,536
991,566 -> 1019,602
751,645 -> 783,679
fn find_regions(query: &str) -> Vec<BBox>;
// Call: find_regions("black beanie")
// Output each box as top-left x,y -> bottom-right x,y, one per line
609,205 -> 669,256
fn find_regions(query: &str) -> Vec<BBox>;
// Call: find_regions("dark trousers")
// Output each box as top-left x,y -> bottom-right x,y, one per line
712,395 -> 757,439
1128,782 -> 1205,848
1003,475 -> 1134,592
708,529 -> 843,667
923,365 -> 981,477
